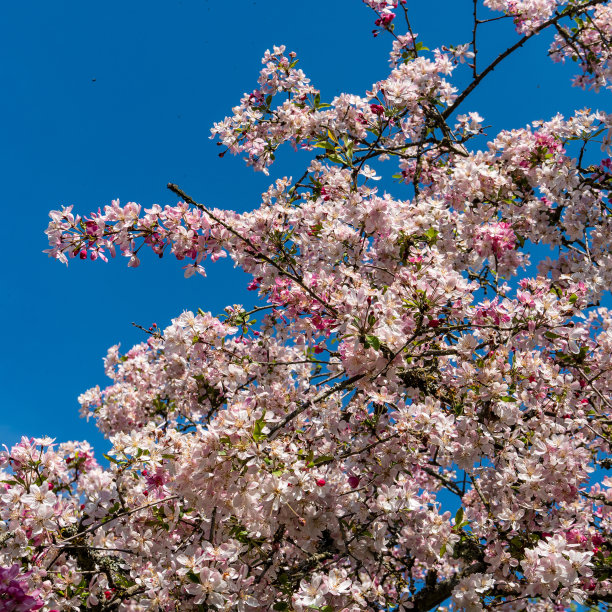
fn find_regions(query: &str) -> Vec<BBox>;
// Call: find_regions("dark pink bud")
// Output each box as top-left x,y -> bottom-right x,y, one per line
247,277 -> 262,291
348,475 -> 360,488
79,249 -> 88,260
316,478 -> 326,487
592,534 -> 605,546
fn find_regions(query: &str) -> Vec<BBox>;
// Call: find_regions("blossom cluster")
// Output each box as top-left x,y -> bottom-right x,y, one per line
551,2 -> 612,90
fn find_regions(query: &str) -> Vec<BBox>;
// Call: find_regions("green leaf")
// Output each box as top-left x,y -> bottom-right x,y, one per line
366,334 -> 381,350
327,154 -> 345,165
500,396 -> 517,402
309,455 -> 334,467
569,293 -> 578,304
346,141 -> 354,162
186,570 -> 200,584
424,227 -> 439,243
439,543 -> 447,557
103,453 -> 120,465
252,416 -> 268,442
455,507 -> 464,526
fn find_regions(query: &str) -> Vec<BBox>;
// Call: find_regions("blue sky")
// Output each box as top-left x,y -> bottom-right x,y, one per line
0,0 -> 606,455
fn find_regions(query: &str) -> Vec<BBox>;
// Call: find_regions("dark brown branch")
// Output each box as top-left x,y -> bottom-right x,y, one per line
267,373 -> 364,438
412,561 -> 488,612
443,0 -> 607,120
167,183 -> 338,318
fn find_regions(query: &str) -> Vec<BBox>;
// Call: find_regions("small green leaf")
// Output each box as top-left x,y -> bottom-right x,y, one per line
455,507 -> 464,526
327,154 -> 345,165
103,453 -> 120,465
309,455 -> 334,466
366,335 -> 381,350
424,227 -> 439,243
252,418 -> 267,442
186,570 -> 200,584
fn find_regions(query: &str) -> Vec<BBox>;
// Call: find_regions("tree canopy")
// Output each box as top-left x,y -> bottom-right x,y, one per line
4,0 -> 612,609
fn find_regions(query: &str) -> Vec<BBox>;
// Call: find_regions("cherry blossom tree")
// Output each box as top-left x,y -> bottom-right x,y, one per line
4,0 -> 612,609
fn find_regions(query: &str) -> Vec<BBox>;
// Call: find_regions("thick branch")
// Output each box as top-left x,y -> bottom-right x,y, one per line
412,561 -> 488,611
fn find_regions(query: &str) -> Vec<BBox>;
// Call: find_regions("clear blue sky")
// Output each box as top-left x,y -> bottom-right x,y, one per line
0,0 -> 605,454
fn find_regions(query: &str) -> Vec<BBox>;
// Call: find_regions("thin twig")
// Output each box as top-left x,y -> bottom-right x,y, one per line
443,0 -> 606,119
167,183 -> 338,317
57,496 -> 180,545
267,374 -> 364,438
